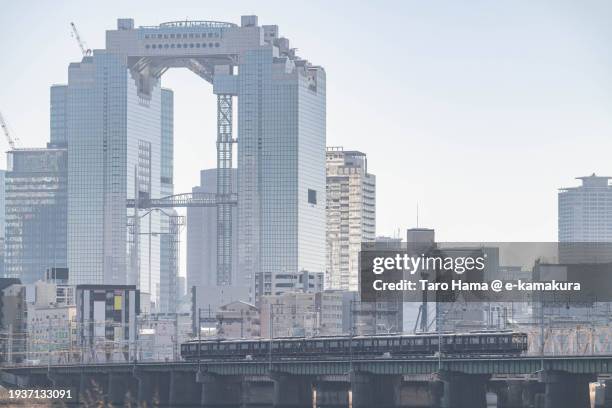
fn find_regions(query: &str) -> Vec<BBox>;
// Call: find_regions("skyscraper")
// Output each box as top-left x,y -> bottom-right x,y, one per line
64,53 -> 163,305
4,147 -> 68,283
325,147 -> 376,291
558,174 -> 612,242
50,85 -> 68,147
187,169 -> 242,309
159,88 -> 180,313
59,15 -> 324,307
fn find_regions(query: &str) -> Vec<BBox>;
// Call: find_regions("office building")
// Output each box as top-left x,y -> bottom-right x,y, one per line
260,292 -> 318,338
4,147 -> 68,283
187,169 -> 243,311
138,312 -> 191,361
326,147 -> 375,291
76,285 -> 140,362
57,16 -> 324,308
50,85 -> 68,147
559,174 -> 612,242
159,88 -> 181,313
216,301 -> 260,339
260,290 -> 345,338
27,304 -> 76,364
0,170 -> 4,278
59,54 -> 172,311
558,174 -> 612,263
315,291 -> 344,335
0,278 -> 26,363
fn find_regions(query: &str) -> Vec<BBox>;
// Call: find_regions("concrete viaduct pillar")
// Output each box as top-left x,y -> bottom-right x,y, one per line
107,372 -> 138,406
439,371 -> 490,408
79,373 -> 108,405
168,370 -> 202,406
540,370 -> 593,408
315,379 -> 350,408
198,371 -> 245,407
134,369 -> 170,406
272,373 -> 313,408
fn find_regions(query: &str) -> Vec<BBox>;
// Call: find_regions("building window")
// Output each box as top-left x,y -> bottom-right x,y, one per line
308,189 -> 317,205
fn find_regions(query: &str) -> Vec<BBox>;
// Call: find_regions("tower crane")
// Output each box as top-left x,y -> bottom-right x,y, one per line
0,111 -> 19,150
70,22 -> 92,57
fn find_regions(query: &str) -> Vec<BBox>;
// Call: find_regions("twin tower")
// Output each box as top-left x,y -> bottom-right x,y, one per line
60,16 -> 326,309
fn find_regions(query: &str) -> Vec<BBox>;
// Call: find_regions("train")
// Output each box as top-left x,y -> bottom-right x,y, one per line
180,331 -> 528,360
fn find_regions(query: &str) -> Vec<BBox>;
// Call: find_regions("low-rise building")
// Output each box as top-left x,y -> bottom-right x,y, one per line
27,304 -> 76,364
217,301 -> 260,339
138,313 -> 192,361
76,285 -> 140,363
260,290 -> 346,338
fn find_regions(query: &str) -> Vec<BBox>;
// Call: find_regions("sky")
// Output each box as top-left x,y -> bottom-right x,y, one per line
1,0 -> 612,255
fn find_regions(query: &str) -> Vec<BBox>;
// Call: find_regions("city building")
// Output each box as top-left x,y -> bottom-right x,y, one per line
260,292 -> 318,338
260,290 -> 344,338
187,169 -> 244,311
50,84 -> 68,147
558,174 -> 612,263
159,88 -> 181,314
58,55 -> 174,312
216,301 -> 260,339
55,16 -> 325,311
76,285 -> 140,363
559,174 -> 612,242
0,278 -> 26,363
326,147 -> 376,291
138,312 -> 191,361
4,147 -> 68,284
315,291 -> 344,336
26,304 -> 76,364
0,170 -> 4,278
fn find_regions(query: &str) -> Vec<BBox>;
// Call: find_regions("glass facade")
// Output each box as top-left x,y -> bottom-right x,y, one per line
559,174 -> 612,242
66,52 -> 162,306
50,85 -> 68,147
159,88 -> 179,313
4,148 -> 68,283
237,47 -> 326,300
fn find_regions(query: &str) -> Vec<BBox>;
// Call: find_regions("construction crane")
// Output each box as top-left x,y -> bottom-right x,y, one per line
70,22 -> 92,57
0,111 -> 19,150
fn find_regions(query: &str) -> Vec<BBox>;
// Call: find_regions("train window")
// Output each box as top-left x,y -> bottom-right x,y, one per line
283,343 -> 292,349
241,343 -> 249,349
229,344 -> 237,350
392,339 -> 400,346
415,339 -> 424,345
272,343 -> 280,349
487,338 -> 496,344
431,338 -> 438,345
470,338 -> 479,344
379,340 -> 388,346
445,338 -> 453,344
316,341 -> 324,348
364,340 -> 373,346
330,341 -> 338,347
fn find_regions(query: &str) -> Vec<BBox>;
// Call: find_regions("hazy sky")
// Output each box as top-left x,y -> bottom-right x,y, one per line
2,0 -> 612,248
